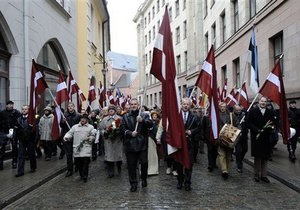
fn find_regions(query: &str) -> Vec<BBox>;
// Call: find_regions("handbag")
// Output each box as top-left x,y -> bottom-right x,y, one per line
219,113 -> 241,148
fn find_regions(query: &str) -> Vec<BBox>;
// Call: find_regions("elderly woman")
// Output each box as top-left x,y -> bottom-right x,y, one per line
64,114 -> 96,182
99,105 -> 123,178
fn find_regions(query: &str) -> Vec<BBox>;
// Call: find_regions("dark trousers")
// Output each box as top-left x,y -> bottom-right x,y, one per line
176,162 -> 193,186
11,138 -> 18,164
53,138 -> 65,156
192,140 -> 199,162
41,140 -> 53,159
235,136 -> 248,169
92,142 -> 98,159
207,141 -> 218,168
0,140 -> 7,169
64,141 -> 74,172
126,150 -> 148,187
287,131 -> 299,152
17,140 -> 37,174
75,157 -> 90,178
106,161 -> 122,176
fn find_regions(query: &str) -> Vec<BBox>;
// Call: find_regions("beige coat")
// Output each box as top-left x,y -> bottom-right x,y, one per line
64,123 -> 96,157
39,114 -> 54,141
99,115 -> 123,162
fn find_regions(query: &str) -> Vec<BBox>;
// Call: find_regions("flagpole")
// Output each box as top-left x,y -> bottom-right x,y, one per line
134,74 -> 148,132
188,86 -> 197,100
239,92 -> 260,124
48,89 -> 71,129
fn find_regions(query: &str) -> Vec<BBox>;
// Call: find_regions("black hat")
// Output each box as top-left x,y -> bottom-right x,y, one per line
289,100 -> 296,105
6,100 -> 14,105
80,114 -> 89,120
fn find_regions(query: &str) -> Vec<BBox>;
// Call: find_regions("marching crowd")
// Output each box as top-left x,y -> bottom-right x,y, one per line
0,96 -> 299,192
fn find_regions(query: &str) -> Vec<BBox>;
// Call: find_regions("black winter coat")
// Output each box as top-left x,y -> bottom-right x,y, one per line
120,111 -> 153,153
60,111 -> 81,138
247,107 -> 276,158
15,116 -> 34,142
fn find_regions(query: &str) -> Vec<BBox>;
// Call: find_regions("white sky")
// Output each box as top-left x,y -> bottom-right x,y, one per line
107,0 -> 144,56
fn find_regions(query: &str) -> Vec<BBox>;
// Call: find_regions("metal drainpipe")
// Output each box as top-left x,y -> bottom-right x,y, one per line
23,0 -> 29,104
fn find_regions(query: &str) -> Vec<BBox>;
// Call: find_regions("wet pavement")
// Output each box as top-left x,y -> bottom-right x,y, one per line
2,143 -> 300,209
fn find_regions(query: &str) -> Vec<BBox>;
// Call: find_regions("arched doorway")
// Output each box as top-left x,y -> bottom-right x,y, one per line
36,40 -> 68,110
0,32 -> 11,110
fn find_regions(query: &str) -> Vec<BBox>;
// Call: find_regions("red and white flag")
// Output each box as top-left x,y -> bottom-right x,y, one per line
236,82 -> 249,109
86,79 -> 97,113
225,88 -> 238,107
221,78 -> 228,101
106,90 -> 114,105
28,60 -> 49,126
150,7 -> 190,169
77,89 -> 86,113
98,81 -> 106,108
67,70 -> 79,100
195,46 -> 219,141
52,72 -> 69,140
259,61 -> 289,144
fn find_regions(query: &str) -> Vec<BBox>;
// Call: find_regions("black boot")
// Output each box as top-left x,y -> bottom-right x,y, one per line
289,150 -> 296,163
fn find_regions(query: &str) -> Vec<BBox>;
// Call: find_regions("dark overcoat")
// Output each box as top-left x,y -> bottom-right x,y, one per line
247,107 -> 275,158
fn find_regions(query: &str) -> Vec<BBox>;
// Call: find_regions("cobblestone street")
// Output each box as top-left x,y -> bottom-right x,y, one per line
4,152 -> 300,209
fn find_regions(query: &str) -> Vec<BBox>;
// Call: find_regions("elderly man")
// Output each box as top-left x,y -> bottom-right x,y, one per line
176,97 -> 201,191
120,98 -> 153,192
248,96 -> 276,183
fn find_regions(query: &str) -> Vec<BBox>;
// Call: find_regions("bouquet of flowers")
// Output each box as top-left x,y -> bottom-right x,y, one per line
256,120 -> 274,140
76,139 -> 89,152
105,118 -> 121,140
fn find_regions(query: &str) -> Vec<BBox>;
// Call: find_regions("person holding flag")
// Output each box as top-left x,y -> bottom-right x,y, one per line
120,98 -> 153,192
247,96 -> 276,183
60,102 -> 81,177
177,97 -> 201,190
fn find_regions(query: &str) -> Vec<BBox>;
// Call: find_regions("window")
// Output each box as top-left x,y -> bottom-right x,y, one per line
169,7 -> 173,21
204,0 -> 208,18
250,0 -> 256,18
176,27 -> 180,44
150,94 -> 153,105
145,35 -> 147,46
153,26 -> 156,40
144,17 -> 147,28
154,93 -> 157,104
162,0 -> 165,7
148,12 -> 151,24
157,0 -> 160,13
157,20 -> 161,29
146,95 -> 149,106
149,50 -> 152,64
205,32 -> 209,53
220,11 -> 226,44
145,54 -> 148,66
159,91 -> 162,105
183,0 -> 187,10
175,0 -> 180,17
183,21 -> 187,39
211,0 -> 215,8
0,32 -> 9,109
221,65 -> 227,86
233,58 -> 240,88
146,73 -> 149,86
90,4 -> 94,42
184,51 -> 188,72
148,31 -> 151,44
233,0 -> 239,32
152,6 -> 155,19
55,0 -> 71,14
176,55 -> 181,73
271,32 -> 284,73
211,22 -> 216,47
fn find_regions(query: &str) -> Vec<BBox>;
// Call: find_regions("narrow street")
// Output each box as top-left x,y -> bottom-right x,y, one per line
4,151 -> 300,209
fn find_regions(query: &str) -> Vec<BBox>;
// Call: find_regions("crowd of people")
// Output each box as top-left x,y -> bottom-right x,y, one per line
0,96 -> 299,192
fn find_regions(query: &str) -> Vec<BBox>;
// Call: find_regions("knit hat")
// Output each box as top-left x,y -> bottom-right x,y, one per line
108,105 -> 116,112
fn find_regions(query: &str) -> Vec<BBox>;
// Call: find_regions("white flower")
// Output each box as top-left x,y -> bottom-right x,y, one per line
112,121 -> 116,129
